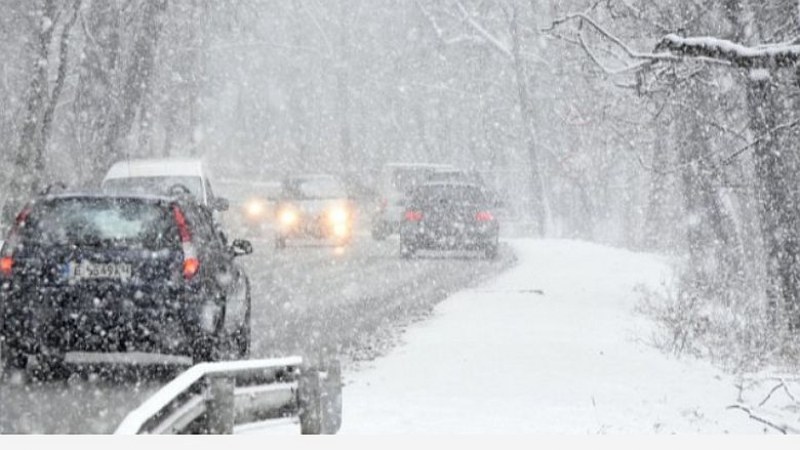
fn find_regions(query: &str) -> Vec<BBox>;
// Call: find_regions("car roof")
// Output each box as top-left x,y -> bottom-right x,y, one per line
429,168 -> 477,174
103,158 -> 205,180
382,163 -> 455,170
415,181 -> 485,190
283,173 -> 341,182
37,191 -> 190,205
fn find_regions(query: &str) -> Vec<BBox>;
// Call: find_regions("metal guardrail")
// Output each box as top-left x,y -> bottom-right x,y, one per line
115,356 -> 342,435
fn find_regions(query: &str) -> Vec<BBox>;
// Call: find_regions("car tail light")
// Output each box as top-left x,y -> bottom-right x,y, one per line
404,210 -> 423,222
172,205 -> 200,280
0,256 -> 12,277
0,206 -> 32,277
475,211 -> 494,222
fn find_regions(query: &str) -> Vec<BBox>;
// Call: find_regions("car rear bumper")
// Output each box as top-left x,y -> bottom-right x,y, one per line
63,351 -> 193,367
0,285 -> 213,357
401,224 -> 498,249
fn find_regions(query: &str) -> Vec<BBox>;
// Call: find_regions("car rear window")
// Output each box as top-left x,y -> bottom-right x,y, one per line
390,168 -> 436,194
103,176 -> 203,201
412,185 -> 488,206
21,198 -> 178,249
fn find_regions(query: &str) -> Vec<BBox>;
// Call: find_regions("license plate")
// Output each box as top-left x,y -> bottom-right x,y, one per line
69,261 -> 132,281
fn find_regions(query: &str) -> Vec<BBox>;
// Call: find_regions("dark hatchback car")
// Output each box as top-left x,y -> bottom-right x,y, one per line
0,192 -> 253,378
400,182 -> 500,259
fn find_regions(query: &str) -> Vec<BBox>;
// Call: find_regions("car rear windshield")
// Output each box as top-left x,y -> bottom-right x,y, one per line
103,176 -> 203,201
390,168 -> 437,194
412,185 -> 488,206
21,198 -> 178,249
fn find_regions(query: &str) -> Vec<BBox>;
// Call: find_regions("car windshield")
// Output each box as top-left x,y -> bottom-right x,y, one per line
21,198 -> 177,249
102,176 -> 203,202
283,178 -> 346,200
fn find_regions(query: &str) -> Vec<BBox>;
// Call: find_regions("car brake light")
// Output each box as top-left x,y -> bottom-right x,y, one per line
172,206 -> 192,242
183,257 -> 200,279
0,205 -> 32,277
476,211 -> 494,222
173,205 -> 200,280
404,210 -> 423,221
0,256 -> 12,277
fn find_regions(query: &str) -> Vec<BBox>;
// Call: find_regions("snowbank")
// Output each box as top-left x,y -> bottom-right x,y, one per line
340,239 -> 766,433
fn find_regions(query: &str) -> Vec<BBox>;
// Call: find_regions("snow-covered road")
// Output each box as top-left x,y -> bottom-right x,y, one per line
0,232 -> 513,433
340,239 -> 765,433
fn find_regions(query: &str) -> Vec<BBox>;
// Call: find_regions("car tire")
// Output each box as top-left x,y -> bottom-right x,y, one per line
483,238 -> 499,260
192,335 -> 216,363
0,340 -> 15,382
235,279 -> 252,359
28,354 -> 68,382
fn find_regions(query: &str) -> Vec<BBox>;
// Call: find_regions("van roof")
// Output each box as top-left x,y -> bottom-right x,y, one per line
382,162 -> 455,170
103,158 -> 204,180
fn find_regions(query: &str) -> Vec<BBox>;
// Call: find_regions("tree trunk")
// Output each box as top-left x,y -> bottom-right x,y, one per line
3,0 -> 57,223
103,0 -> 168,165
509,4 -> 546,236
747,72 -> 800,328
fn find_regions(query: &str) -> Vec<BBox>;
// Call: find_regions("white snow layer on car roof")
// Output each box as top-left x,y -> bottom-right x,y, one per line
103,159 -> 204,180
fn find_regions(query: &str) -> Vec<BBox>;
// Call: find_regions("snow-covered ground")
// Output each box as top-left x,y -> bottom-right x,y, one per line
339,239 -> 767,434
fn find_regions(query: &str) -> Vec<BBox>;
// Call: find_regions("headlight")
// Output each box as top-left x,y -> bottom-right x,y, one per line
279,209 -> 299,227
328,207 -> 349,224
245,199 -> 265,218
332,223 -> 349,237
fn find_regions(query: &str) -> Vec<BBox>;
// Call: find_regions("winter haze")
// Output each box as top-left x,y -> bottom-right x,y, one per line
1,0 -> 800,436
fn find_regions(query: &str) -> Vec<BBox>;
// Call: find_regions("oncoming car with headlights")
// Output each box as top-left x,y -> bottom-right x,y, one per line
274,174 -> 354,249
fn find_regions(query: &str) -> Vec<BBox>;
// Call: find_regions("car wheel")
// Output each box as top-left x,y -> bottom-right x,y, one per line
0,341 -> 17,382
236,279 -> 252,359
28,354 -> 68,382
192,335 -> 218,362
483,237 -> 499,260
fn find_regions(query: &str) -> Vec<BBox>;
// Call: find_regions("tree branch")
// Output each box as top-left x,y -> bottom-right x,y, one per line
454,0 -> 512,60
655,34 -> 800,69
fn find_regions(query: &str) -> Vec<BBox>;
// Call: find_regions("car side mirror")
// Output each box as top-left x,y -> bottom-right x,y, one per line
212,197 -> 230,211
231,239 -> 253,257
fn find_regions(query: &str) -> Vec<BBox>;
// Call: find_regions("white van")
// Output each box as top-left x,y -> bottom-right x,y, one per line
102,158 -> 228,211
370,162 -> 455,240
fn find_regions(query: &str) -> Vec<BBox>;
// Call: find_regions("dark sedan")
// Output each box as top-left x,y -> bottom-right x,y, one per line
399,182 -> 500,259
0,192 -> 253,379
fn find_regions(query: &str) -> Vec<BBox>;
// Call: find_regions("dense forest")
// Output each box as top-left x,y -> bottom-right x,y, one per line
3,0 -> 800,369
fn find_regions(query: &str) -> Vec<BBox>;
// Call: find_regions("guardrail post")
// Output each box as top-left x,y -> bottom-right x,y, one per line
298,367 -> 322,434
320,360 -> 342,434
206,377 -> 235,434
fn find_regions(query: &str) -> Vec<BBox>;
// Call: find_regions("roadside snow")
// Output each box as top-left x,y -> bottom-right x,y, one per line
339,239 -> 767,434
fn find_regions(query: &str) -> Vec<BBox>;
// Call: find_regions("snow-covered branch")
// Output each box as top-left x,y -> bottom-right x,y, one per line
655,34 -> 800,68
545,11 -> 677,62
728,404 -> 800,434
